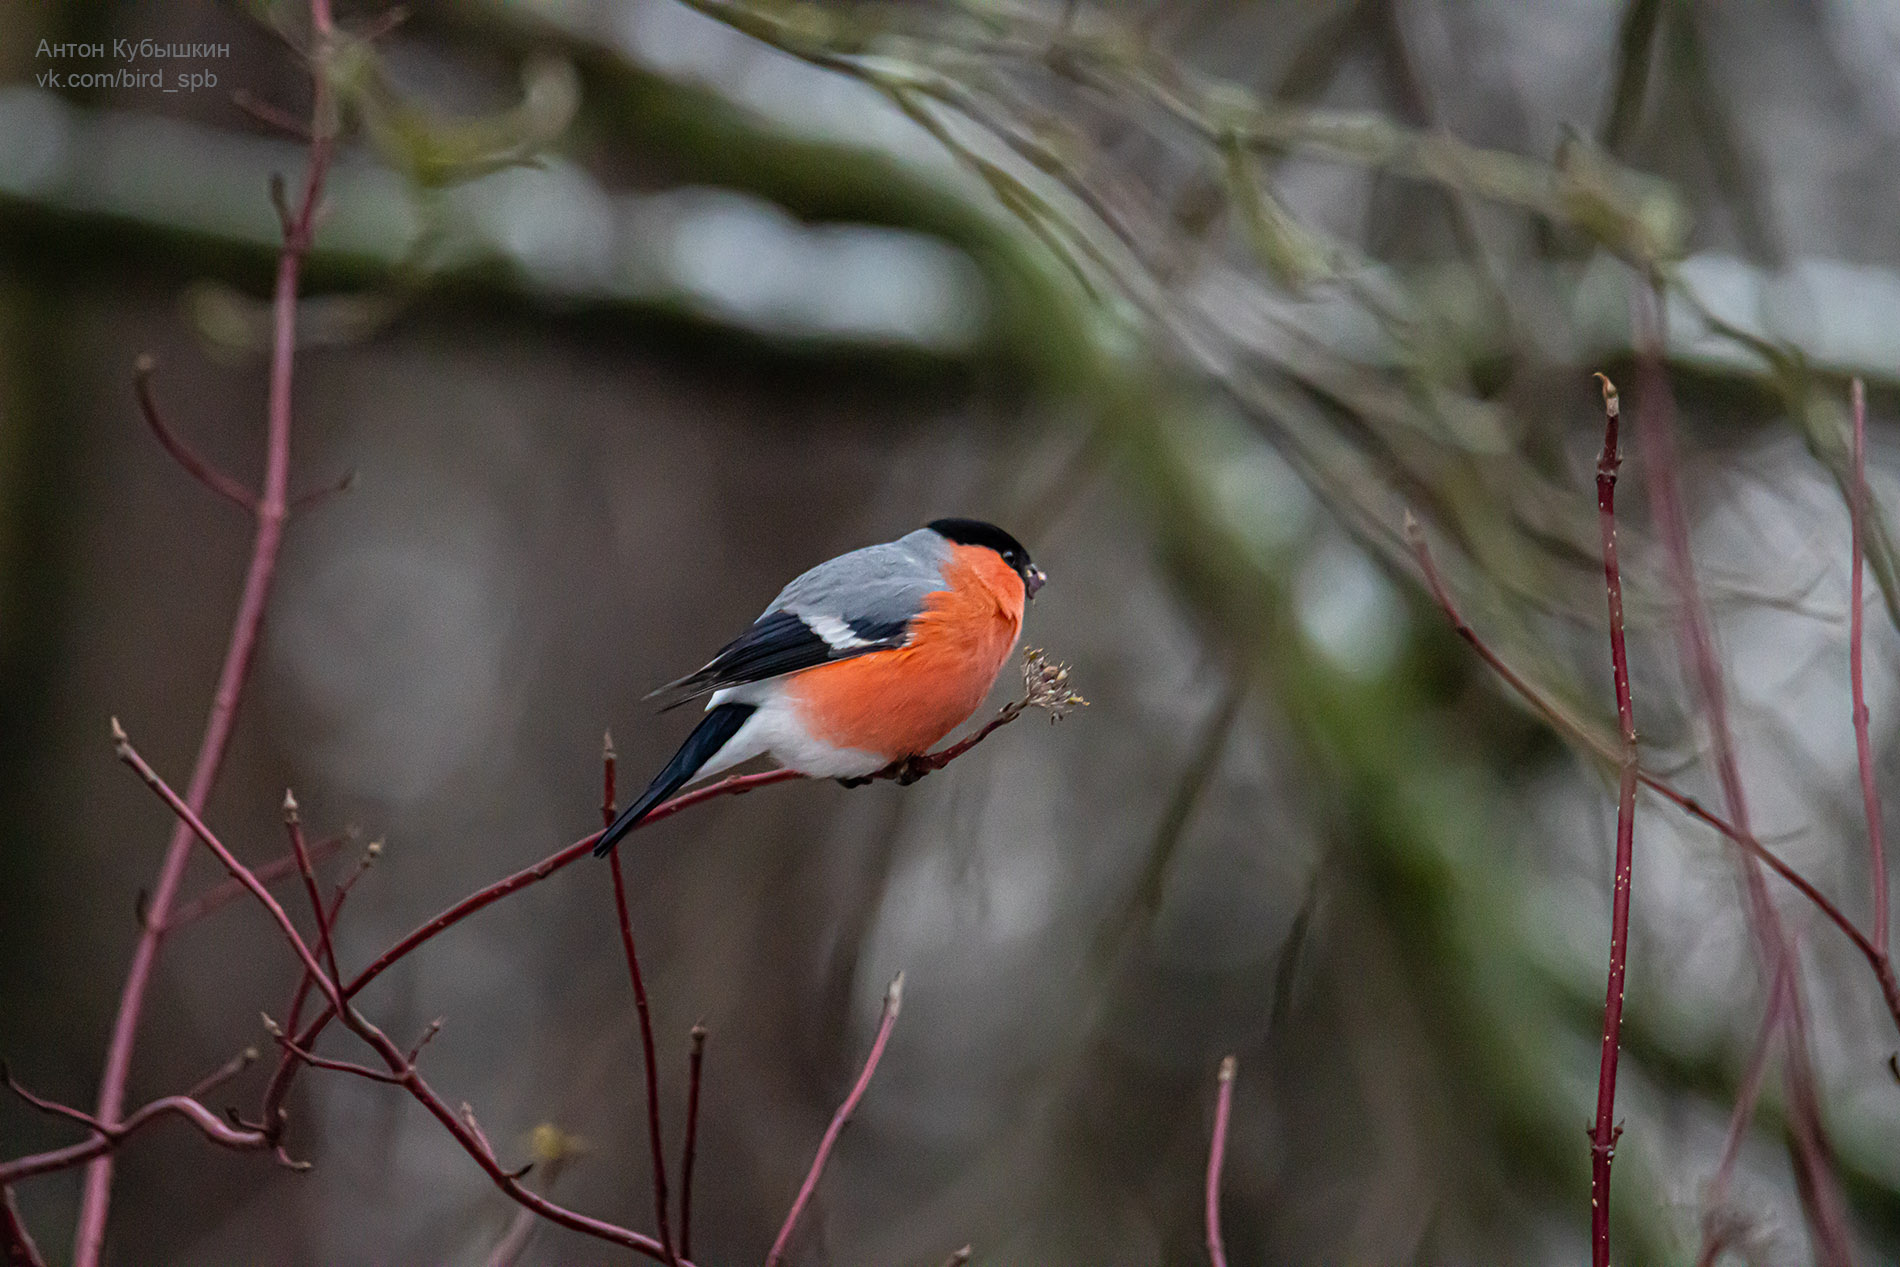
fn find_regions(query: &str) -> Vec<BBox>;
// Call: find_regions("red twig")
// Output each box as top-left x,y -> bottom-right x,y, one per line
1629,289 -> 1851,1266
161,834 -> 348,931
1205,1055 -> 1236,1267
75,5 -> 335,1251
131,356 -> 257,512
681,1024 -> 707,1261
2,1184 -> 45,1267
1589,374 -> 1640,1267
603,733 -> 677,1263
765,973 -> 904,1267
1,1060 -> 271,1185
266,1023 -> 404,1085
282,791 -> 341,989
184,1046 -> 260,1102
1849,378 -> 1889,959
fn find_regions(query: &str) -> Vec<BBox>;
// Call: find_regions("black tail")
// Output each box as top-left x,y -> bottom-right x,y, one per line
594,703 -> 756,857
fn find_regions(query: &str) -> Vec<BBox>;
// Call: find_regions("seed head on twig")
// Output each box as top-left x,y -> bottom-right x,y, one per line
1020,647 -> 1088,722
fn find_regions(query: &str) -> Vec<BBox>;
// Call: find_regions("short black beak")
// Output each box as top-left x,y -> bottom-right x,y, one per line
1024,565 -> 1047,599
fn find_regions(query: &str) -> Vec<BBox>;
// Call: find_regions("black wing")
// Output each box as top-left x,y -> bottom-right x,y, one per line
649,609 -> 910,708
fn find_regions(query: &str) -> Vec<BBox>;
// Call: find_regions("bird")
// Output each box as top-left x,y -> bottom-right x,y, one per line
594,518 -> 1046,857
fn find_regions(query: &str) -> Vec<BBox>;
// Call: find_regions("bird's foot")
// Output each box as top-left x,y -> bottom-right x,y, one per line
836,775 -> 874,789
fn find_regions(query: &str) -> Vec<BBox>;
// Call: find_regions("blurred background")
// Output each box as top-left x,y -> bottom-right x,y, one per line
4,0 -> 1900,1263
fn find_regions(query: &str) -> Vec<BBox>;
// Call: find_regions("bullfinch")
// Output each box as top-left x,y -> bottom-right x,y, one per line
595,518 -> 1045,856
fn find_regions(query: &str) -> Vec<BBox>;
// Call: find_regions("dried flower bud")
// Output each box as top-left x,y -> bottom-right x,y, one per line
1019,647 -> 1088,722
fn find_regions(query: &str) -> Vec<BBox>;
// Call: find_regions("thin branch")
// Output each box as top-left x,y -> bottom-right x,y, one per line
680,1024 -> 707,1261
161,833 -> 348,931
115,740 -> 688,1260
1589,373 -> 1639,1267
765,973 -> 904,1267
291,467 -> 356,514
130,356 -> 257,512
184,1046 -> 259,1101
1,1065 -> 269,1185
1206,1055 -> 1236,1267
2,1184 -> 45,1267
405,1018 -> 444,1066
113,725 -> 337,1001
265,1022 -> 405,1085
1850,377 -> 1889,958
76,21 -> 335,1253
282,791 -> 342,989
603,732 -> 678,1263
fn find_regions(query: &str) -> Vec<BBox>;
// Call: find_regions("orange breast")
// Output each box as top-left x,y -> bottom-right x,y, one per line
787,544 -> 1025,760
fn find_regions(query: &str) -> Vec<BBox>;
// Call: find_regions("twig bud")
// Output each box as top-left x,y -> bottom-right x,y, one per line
260,1012 -> 283,1037
885,970 -> 905,1017
282,788 -> 300,823
1218,1054 -> 1238,1083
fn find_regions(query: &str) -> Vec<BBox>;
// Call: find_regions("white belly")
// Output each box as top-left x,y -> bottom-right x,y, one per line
696,685 -> 887,782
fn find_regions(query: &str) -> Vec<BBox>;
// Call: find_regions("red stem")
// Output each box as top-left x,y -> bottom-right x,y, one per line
765,973 -> 904,1267
1849,378 -> 1889,958
283,792 -> 341,989
3,1184 -> 46,1267
1589,374 -> 1639,1267
1205,1055 -> 1236,1267
131,357 -> 256,512
162,834 -> 347,931
73,20 -> 333,1257
680,1024 -> 706,1261
604,735 -> 678,1263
